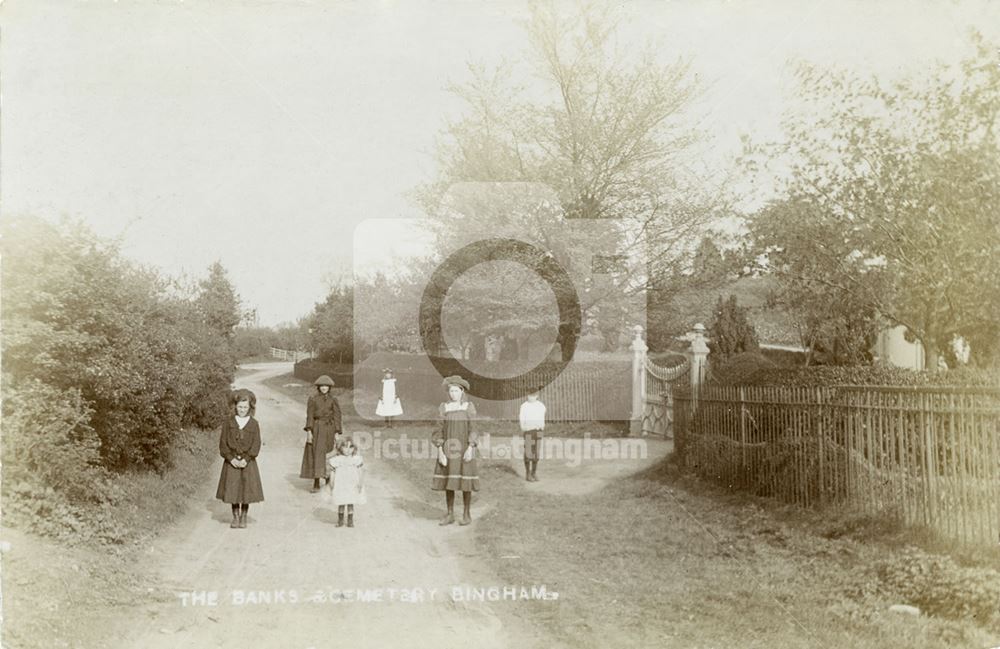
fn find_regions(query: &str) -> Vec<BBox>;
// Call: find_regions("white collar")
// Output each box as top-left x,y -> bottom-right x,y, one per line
444,401 -> 469,412
235,415 -> 250,428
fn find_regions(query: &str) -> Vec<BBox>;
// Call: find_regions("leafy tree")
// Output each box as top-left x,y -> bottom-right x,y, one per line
416,1 -> 721,355
307,283 -> 354,365
438,259 -> 558,359
690,237 -> 728,284
646,235 -> 742,351
745,33 -> 1000,369
708,295 -> 759,359
1,217 -> 236,472
353,271 -> 423,356
196,261 -> 241,341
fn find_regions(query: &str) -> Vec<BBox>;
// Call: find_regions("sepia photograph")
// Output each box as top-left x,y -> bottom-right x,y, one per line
1,1 -> 999,647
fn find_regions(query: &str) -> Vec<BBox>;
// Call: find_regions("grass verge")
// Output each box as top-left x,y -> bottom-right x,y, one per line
1,427 -> 220,649
473,456 -> 1000,649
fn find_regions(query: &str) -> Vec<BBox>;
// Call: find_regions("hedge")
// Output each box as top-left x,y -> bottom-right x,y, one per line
708,351 -> 1000,389
293,359 -> 354,388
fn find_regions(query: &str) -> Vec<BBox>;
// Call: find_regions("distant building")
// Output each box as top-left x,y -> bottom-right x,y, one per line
873,325 -> 925,370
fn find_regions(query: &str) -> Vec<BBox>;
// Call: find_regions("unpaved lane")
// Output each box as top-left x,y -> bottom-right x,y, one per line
112,363 -> 509,649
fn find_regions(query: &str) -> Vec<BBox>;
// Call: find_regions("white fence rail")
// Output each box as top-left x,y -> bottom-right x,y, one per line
270,347 -> 315,362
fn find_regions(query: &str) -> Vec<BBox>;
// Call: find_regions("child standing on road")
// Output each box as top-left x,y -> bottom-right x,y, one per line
519,386 -> 546,482
326,436 -> 366,527
375,368 -> 403,428
216,389 -> 265,527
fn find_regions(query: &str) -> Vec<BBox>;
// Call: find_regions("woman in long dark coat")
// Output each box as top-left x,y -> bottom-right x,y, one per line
432,375 -> 479,526
216,389 -> 264,528
300,374 -> 342,492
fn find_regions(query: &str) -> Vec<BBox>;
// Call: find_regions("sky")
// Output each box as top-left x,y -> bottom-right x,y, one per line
3,0 -> 998,326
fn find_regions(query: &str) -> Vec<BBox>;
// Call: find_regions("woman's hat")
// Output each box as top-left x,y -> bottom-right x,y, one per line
381,367 -> 394,374
442,375 -> 470,391
231,388 -> 257,411
314,375 -> 336,387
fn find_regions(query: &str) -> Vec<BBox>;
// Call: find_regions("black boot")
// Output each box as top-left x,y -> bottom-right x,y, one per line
337,507 -> 345,527
230,506 -> 240,529
531,461 -> 539,481
460,492 -> 472,526
347,513 -> 354,528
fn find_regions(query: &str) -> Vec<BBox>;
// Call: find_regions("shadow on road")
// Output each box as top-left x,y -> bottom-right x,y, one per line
312,507 -> 340,525
389,497 -> 442,521
204,497 -> 234,524
283,472 -> 315,492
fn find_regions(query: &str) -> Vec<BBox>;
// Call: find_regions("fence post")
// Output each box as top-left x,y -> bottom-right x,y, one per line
816,387 -> 825,506
687,323 -> 709,408
630,325 -> 647,436
739,386 -> 747,483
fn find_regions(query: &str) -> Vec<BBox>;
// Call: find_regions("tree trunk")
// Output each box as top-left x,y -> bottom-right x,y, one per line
924,339 -> 940,372
557,324 -> 579,362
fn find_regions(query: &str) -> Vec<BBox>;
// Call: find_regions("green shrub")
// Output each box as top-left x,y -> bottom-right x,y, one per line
1,217 -> 237,471
648,351 -> 687,366
708,351 -> 776,385
2,481 -> 88,541
878,549 -> 1000,624
759,347 -> 808,367
1,378 -> 118,505
708,295 -> 759,358
294,359 -> 355,388
720,364 -> 1000,388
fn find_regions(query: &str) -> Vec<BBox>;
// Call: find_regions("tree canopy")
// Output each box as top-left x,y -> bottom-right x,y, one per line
415,1 -> 722,355
745,33 -> 1000,368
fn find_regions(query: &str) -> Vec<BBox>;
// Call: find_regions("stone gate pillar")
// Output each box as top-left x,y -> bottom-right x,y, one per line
630,324 -> 648,436
688,323 -> 709,407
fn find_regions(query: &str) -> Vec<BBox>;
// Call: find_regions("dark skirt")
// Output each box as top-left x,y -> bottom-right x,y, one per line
216,460 -> 264,504
299,421 -> 337,478
431,454 -> 479,492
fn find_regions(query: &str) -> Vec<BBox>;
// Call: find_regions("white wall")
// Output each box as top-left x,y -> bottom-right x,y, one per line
874,325 -> 925,370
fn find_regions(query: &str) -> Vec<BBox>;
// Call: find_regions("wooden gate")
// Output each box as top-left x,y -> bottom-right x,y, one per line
629,323 -> 709,438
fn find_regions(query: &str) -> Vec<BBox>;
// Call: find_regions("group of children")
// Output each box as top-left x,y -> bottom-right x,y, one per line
216,368 -> 547,530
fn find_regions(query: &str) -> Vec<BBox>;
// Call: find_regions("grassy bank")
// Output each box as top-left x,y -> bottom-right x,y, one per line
0,427 -> 220,649
473,458 -> 1000,648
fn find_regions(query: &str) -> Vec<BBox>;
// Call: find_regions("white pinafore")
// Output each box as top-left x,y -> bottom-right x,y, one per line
375,378 -> 403,416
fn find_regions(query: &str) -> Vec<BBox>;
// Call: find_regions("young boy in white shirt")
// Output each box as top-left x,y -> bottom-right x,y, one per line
518,386 -> 546,482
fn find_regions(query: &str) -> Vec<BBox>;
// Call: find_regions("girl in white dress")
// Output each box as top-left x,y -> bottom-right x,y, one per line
375,368 -> 403,427
326,436 -> 366,527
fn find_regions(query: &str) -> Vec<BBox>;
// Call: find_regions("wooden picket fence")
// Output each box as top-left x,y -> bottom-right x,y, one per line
353,361 -> 630,422
270,347 -> 315,362
674,384 -> 1000,546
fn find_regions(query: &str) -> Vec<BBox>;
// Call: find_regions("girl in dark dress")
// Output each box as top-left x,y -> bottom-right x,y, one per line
432,375 -> 479,526
300,374 -> 342,492
216,389 -> 264,528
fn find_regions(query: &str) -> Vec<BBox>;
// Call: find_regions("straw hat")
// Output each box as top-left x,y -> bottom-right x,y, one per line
441,375 -> 470,391
313,375 -> 336,387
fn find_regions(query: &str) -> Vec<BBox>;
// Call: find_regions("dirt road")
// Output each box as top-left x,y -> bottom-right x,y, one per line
111,363 -> 514,649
